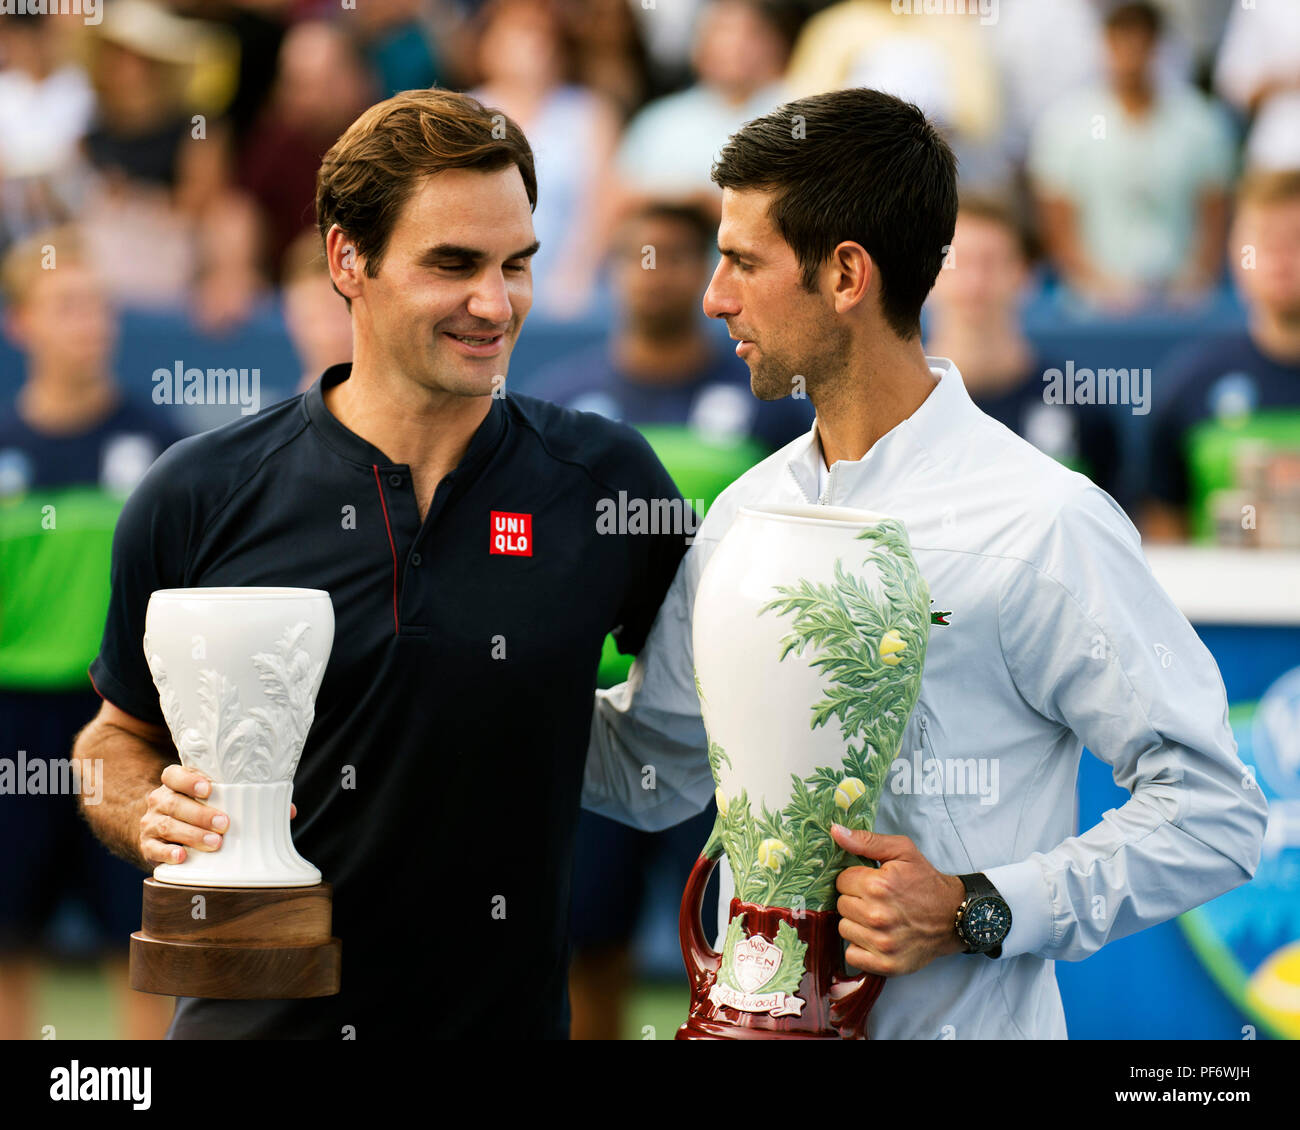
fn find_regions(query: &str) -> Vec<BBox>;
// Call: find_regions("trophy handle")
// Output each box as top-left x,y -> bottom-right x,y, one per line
827,966 -> 886,1040
678,848 -> 723,995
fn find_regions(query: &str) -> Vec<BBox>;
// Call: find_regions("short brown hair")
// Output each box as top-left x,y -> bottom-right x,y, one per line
315,88 -> 537,286
1103,2 -> 1162,36
619,200 -> 717,256
0,224 -> 89,307
712,88 -> 957,340
958,195 -> 1040,264
1236,168 -> 1300,211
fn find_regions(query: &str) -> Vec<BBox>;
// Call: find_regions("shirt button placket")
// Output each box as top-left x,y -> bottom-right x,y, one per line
385,470 -> 415,625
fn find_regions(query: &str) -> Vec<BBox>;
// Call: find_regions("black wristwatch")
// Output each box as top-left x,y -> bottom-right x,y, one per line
954,873 -> 1012,958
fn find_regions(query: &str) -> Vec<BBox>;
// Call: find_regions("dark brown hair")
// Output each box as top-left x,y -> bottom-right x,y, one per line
711,88 -> 957,339
1103,2 -> 1162,36
620,200 -> 717,256
315,88 -> 536,290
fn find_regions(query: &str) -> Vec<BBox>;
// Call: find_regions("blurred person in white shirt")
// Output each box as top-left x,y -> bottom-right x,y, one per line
470,0 -> 620,322
615,0 -> 799,215
1029,0 -> 1235,313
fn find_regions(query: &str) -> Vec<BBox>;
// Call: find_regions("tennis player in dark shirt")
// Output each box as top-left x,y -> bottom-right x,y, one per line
74,89 -> 704,1039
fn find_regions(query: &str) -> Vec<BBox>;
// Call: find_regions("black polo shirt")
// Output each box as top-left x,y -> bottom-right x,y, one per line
90,362 -> 691,1039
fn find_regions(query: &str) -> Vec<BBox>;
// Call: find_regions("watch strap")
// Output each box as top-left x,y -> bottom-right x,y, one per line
957,872 -> 997,900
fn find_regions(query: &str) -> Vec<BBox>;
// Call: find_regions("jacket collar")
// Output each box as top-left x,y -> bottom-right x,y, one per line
786,357 -> 975,502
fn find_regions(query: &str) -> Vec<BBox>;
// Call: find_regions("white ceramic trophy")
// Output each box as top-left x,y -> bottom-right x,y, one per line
678,505 -> 931,1038
143,587 -> 332,886
129,587 -> 342,998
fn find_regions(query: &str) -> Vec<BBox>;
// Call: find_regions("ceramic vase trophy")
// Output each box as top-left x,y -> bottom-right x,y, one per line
678,505 -> 930,1039
128,588 -> 342,999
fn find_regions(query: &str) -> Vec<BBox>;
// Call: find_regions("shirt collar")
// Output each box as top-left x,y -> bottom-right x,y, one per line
787,356 -> 976,502
302,362 -> 508,475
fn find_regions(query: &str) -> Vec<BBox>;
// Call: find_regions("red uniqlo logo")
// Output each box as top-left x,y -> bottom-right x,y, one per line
490,511 -> 532,556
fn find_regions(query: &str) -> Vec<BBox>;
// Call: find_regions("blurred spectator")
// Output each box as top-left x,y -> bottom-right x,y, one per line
1029,1 -> 1236,314
784,0 -> 1005,189
982,0 -> 1206,178
992,0 -> 1211,165
350,0 -> 444,98
531,200 -> 813,453
989,0 -> 1101,163
1214,0 -> 1300,171
615,0 -> 796,210
281,229 -> 353,394
470,0 -> 620,322
925,196 -> 1121,501
564,0 -> 654,121
288,0 -> 441,95
78,0 -> 264,332
629,0 -> 707,96
1145,169 -> 1300,545
380,0 -> 487,92
0,13 -> 95,252
238,19 -> 377,286
167,0 -> 293,149
0,226 -> 179,1040
531,200 -> 812,1039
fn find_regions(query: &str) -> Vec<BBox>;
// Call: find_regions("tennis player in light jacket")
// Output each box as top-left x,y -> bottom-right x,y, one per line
581,89 -> 1269,1039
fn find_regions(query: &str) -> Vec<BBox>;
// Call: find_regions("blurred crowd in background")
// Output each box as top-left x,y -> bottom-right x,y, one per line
0,0 -> 1298,1039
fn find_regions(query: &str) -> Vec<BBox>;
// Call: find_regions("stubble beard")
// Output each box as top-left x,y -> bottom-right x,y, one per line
748,321 -> 851,403
749,353 -> 794,401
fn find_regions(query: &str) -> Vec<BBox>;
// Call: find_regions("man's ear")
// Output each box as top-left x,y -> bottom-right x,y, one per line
829,240 -> 873,315
326,225 -> 364,304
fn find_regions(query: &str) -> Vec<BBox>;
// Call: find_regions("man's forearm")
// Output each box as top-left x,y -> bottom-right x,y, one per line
1037,195 -> 1098,287
74,719 -> 173,871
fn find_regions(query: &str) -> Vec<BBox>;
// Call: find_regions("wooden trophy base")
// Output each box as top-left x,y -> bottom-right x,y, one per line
130,878 -> 341,999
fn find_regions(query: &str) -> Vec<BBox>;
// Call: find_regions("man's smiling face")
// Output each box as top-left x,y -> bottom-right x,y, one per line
351,164 -> 538,397
702,187 -> 848,401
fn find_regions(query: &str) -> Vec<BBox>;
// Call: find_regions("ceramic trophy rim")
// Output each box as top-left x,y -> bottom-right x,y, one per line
737,503 -> 895,528
148,587 -> 332,601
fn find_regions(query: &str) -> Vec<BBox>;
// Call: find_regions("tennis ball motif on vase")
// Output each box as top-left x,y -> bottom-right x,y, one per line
758,838 -> 792,871
878,629 -> 907,665
835,776 -> 866,810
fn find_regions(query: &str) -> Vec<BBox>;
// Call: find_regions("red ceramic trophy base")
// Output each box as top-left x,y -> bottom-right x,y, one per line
676,852 -> 884,1040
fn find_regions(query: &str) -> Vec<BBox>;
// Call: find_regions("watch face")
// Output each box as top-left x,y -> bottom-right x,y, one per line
964,896 -> 1011,949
